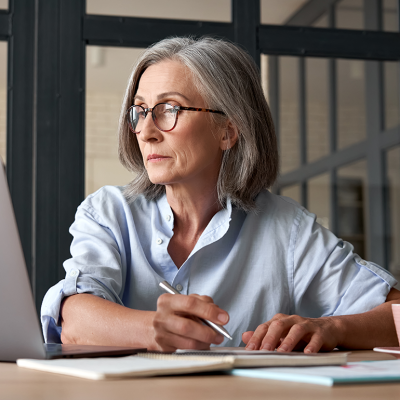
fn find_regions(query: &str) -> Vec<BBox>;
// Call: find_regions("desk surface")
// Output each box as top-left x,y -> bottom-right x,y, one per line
1,351 -> 399,400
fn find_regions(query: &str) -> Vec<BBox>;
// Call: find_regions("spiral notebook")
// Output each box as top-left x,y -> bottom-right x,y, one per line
17,350 -> 347,380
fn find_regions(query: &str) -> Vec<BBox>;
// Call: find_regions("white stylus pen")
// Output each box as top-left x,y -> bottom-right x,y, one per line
159,280 -> 233,341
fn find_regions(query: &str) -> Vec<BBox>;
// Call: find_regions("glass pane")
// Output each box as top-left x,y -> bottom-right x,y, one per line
383,0 -> 398,32
0,42 -> 6,164
386,146 -> 400,280
281,184 -> 301,204
336,0 -> 364,30
306,57 -> 329,163
308,173 -> 330,229
337,59 -> 366,150
261,0 -> 308,24
260,54 -> 269,103
279,57 -> 300,173
0,0 -> 8,9
337,159 -> 367,259
86,46 -> 143,197
312,13 -> 329,28
87,0 -> 231,22
383,61 -> 400,130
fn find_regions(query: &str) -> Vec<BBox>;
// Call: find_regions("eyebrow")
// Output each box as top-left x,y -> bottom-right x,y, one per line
134,91 -> 191,103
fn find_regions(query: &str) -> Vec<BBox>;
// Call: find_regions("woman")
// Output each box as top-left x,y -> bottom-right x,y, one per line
41,36 -> 400,352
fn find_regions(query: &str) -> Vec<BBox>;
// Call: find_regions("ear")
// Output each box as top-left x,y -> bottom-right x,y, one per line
219,121 -> 239,151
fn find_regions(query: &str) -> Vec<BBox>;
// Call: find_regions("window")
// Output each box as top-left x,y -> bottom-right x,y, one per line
2,0 -> 399,310
386,147 -> 400,280
383,61 -> 400,130
279,56 -> 300,173
306,58 -> 329,162
337,59 -> 366,150
87,0 -> 231,22
85,46 -> 143,196
308,173 -> 330,229
270,0 -> 399,269
337,160 -> 367,259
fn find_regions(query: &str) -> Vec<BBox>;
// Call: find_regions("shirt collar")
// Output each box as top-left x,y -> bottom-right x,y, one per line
155,193 -> 232,238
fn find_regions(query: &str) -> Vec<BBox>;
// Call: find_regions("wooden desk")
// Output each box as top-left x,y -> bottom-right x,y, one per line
0,351 -> 399,400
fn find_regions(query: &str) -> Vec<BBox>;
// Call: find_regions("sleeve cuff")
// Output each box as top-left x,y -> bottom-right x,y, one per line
40,269 -> 124,343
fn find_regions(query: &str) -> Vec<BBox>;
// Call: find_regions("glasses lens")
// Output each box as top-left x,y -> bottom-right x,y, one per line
128,106 -> 146,133
153,103 -> 177,131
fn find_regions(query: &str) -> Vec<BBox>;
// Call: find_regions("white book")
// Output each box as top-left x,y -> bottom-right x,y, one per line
17,350 -> 347,380
17,353 -> 234,380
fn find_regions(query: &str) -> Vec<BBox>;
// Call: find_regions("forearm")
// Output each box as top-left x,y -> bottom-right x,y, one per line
334,298 -> 400,349
60,293 -> 157,349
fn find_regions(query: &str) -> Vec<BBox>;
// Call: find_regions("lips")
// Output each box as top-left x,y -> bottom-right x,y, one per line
147,154 -> 171,161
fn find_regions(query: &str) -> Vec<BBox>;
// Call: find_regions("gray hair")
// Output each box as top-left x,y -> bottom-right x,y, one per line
118,36 -> 278,212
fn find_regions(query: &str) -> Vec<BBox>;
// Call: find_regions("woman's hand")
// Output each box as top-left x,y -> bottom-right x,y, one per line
152,293 -> 230,352
242,313 -> 343,353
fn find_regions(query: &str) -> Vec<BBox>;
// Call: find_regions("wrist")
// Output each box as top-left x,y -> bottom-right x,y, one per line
146,311 -> 161,351
329,315 -> 347,348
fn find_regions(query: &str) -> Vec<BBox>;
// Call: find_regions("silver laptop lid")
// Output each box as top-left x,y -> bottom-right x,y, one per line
0,157 -> 46,361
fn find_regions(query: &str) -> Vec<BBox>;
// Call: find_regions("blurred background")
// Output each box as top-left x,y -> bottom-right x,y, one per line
0,0 -> 399,309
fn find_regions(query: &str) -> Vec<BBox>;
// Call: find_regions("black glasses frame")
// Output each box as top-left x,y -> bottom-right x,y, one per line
126,102 -> 225,133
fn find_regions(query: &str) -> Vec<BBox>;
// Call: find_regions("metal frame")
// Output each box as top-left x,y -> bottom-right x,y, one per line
0,0 -> 399,310
1,0 -> 85,311
6,1 -> 35,290
32,1 -> 86,311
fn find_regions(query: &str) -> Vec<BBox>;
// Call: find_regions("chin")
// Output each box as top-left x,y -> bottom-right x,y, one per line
147,174 -> 174,185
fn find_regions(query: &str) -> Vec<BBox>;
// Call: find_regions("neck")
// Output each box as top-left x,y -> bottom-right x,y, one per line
165,181 -> 222,237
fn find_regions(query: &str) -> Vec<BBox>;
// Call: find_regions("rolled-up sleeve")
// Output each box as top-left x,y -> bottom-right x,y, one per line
292,208 -> 397,318
41,199 -> 127,343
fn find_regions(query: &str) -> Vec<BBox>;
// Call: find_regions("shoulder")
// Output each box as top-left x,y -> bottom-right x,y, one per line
77,186 -> 152,225
254,189 -> 307,226
253,190 -> 336,249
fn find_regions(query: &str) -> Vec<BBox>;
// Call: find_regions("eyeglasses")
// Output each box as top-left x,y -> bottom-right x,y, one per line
126,102 -> 225,133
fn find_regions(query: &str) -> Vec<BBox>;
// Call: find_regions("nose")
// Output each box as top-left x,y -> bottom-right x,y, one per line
137,111 -> 163,143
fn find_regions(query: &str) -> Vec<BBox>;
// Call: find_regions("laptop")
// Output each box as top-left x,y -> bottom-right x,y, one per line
0,157 -> 146,361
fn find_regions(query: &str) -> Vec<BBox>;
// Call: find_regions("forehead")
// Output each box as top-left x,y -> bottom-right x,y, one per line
136,60 -> 201,100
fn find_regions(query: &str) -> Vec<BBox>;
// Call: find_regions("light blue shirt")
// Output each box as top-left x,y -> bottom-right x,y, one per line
41,186 -> 397,345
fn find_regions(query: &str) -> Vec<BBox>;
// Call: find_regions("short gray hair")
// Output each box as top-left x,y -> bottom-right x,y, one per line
118,36 -> 278,212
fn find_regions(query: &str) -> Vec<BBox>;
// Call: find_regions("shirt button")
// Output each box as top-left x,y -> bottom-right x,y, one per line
166,215 -> 171,221
156,238 -> 163,245
176,284 -> 183,292
359,260 -> 367,266
69,269 -> 78,277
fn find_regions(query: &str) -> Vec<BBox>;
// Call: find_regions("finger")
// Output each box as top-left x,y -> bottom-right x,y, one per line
276,323 -> 310,352
304,334 -> 325,354
245,323 -> 270,350
259,319 -> 295,351
190,294 -> 214,304
155,330 -> 212,352
242,331 -> 254,345
157,294 -> 229,325
154,312 -> 224,346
